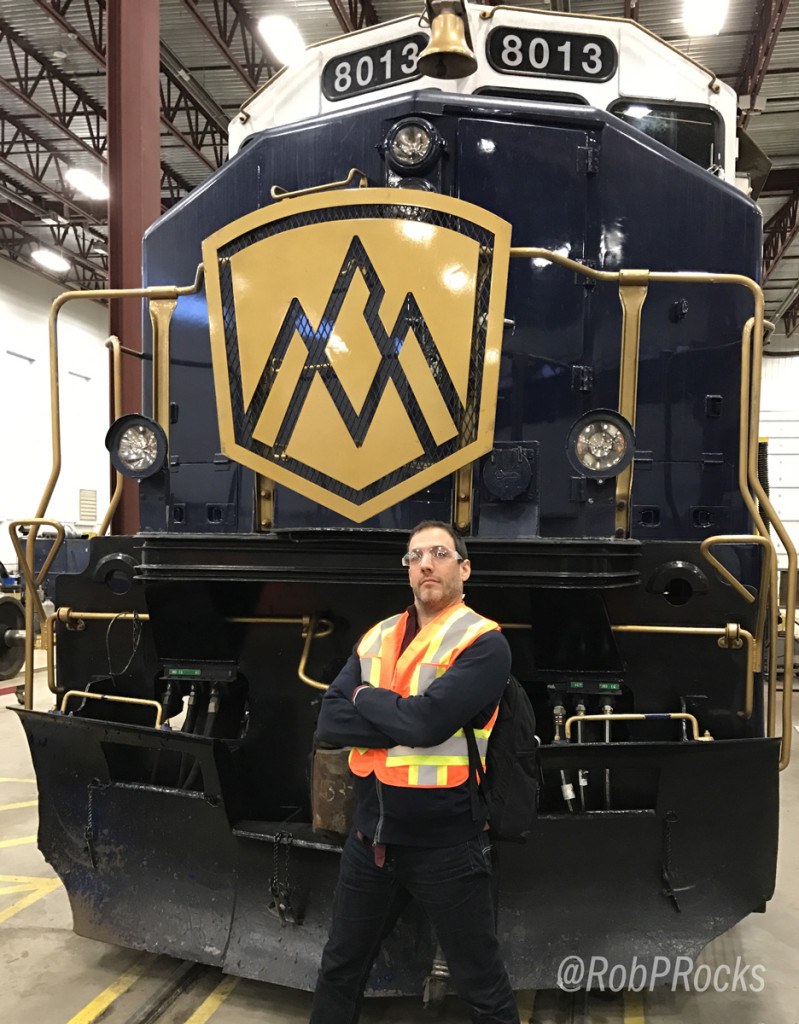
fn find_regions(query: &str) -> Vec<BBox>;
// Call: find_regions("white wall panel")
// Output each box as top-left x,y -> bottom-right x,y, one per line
760,354 -> 799,574
0,263 -> 109,573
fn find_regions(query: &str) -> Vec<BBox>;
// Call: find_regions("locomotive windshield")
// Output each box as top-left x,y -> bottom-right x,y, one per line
610,100 -> 723,172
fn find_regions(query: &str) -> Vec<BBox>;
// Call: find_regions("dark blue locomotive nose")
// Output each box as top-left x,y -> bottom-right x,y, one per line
143,88 -> 760,545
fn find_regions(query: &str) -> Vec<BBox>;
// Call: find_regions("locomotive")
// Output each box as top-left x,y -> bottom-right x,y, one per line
9,0 -> 796,997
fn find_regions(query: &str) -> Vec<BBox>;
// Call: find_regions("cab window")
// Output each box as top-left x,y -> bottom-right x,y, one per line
609,101 -> 722,172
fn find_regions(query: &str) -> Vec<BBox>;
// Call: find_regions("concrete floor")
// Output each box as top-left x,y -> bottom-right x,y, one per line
2,656 -> 798,1024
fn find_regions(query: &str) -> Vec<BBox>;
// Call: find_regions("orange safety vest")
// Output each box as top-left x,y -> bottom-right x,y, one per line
349,601 -> 501,788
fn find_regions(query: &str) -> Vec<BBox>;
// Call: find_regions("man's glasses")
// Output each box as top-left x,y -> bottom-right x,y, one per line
402,545 -> 463,567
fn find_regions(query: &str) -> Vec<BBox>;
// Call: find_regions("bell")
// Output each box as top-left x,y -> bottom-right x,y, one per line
417,7 -> 478,80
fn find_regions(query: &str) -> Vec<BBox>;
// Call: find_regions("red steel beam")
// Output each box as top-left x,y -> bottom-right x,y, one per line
762,189 -> 799,283
180,0 -> 275,93
0,17 -> 195,201
784,293 -> 799,338
327,0 -> 379,32
31,0 -> 223,171
107,0 -> 162,534
737,0 -> 791,129
624,0 -> 640,21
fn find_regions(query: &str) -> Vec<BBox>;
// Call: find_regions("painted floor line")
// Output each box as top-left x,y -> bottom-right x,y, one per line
623,989 -> 646,1023
0,873 -> 62,925
0,834 -> 37,848
0,799 -> 38,811
64,960 -> 148,1024
183,975 -> 241,1024
0,778 -> 36,784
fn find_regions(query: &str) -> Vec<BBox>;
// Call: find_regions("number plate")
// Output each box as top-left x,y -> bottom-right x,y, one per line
487,28 -> 617,83
322,34 -> 428,101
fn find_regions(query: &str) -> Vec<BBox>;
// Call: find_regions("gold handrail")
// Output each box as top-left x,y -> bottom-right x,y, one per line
699,535 -> 765,605
563,712 -> 712,742
98,336 -> 124,537
60,690 -> 163,729
509,249 -> 794,767
747,317 -> 796,769
611,624 -> 756,720
38,265 -> 204,532
737,319 -> 778,735
8,518 -> 65,710
298,615 -> 336,691
270,168 -> 368,202
49,610 -> 335,696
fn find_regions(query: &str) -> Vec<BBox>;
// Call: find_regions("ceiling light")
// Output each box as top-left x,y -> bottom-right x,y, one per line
682,0 -> 729,36
31,248 -> 70,273
66,167 -> 109,200
258,15 -> 305,66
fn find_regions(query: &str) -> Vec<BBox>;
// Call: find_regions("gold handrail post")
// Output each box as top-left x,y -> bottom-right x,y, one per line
8,518 -> 65,710
747,305 -> 796,769
615,270 -> 649,536
98,336 -> 124,537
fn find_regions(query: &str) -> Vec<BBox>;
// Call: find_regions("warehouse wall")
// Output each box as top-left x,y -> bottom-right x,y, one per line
761,348 -> 799,575
0,263 -> 110,573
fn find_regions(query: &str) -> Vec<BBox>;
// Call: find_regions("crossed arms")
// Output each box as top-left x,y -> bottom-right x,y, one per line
316,631 -> 511,749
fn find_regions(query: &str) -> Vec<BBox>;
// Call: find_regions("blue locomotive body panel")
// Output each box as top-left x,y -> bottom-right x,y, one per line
143,91 -> 760,542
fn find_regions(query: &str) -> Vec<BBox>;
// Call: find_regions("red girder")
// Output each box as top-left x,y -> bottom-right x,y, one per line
762,190 -> 799,283
180,0 -> 276,93
0,207 -> 106,287
0,108 -> 101,224
0,16 -> 190,203
624,0 -> 640,21
0,20 -> 106,161
737,0 -> 791,129
784,294 -> 799,338
327,0 -> 379,32
32,0 -> 225,171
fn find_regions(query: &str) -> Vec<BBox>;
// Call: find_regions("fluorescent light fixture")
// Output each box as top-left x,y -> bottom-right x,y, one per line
32,248 -> 70,273
258,15 -> 305,66
683,0 -> 729,36
625,105 -> 651,119
66,167 -> 109,200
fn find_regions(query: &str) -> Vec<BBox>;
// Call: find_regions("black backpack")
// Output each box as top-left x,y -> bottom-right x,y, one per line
465,675 -> 540,842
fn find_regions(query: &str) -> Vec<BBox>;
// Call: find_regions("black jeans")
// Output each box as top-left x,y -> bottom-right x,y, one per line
309,828 -> 519,1024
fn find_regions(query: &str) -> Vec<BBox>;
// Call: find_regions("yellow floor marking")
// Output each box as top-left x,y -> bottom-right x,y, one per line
516,989 -> 536,1022
0,835 -> 36,848
623,989 -> 646,1023
0,777 -> 36,784
0,873 -> 62,925
183,975 -> 240,1024
64,960 -> 148,1024
0,800 -> 38,811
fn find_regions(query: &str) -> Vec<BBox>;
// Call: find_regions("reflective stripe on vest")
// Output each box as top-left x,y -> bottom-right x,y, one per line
349,602 -> 500,789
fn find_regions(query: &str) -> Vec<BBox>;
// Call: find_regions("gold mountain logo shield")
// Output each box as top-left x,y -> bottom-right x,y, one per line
202,188 -> 511,522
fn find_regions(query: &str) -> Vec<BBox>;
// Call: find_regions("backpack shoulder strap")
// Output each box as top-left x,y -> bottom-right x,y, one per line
465,724 -> 486,821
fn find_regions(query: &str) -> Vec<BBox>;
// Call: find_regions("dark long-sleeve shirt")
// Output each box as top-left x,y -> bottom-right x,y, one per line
317,619 -> 511,846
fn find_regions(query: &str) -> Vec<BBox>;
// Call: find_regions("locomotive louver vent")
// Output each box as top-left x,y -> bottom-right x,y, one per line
78,488 -> 97,523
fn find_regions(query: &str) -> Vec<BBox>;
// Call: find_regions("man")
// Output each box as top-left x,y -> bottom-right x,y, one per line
310,521 -> 519,1024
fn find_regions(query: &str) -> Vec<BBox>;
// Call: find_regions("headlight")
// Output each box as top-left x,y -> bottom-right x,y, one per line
105,414 -> 168,479
385,119 -> 441,174
566,410 -> 634,478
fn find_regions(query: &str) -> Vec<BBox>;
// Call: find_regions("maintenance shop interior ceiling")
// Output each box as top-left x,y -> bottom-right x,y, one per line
0,0 -> 797,343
